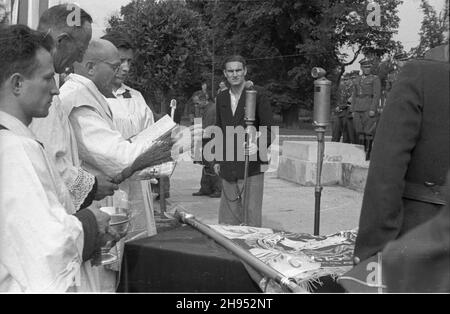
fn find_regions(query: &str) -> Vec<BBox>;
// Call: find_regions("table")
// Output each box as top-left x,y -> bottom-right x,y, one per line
117,224 -> 345,293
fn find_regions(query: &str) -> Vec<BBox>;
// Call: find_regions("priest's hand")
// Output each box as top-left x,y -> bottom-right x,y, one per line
89,207 -> 111,236
94,175 -> 119,201
89,208 -> 121,247
244,142 -> 258,156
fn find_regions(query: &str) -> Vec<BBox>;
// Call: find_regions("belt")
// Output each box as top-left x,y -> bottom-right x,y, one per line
403,181 -> 448,205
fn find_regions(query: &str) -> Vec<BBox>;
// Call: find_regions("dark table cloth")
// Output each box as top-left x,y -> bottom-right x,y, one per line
117,223 -> 345,293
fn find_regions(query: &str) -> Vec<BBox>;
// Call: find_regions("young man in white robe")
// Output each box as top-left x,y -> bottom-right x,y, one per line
29,4 -> 118,212
100,32 -> 158,240
0,25 -> 117,292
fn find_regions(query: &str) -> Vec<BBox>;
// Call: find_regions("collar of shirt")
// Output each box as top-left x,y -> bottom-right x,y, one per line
113,84 -> 133,99
229,89 -> 242,116
0,111 -> 40,142
68,73 -> 101,94
113,84 -> 127,97
66,73 -> 114,120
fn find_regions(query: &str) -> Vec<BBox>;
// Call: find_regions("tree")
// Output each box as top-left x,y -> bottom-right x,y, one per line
188,0 -> 402,128
410,0 -> 449,58
0,2 -> 8,25
106,0 -> 211,114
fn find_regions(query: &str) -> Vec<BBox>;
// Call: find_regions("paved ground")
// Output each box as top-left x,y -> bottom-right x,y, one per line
154,156 -> 363,236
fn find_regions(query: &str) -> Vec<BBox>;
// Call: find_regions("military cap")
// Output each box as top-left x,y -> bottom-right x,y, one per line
359,58 -> 373,67
393,52 -> 409,61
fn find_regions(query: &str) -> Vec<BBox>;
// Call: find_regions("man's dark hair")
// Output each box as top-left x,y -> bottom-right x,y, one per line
38,4 -> 92,33
0,25 -> 54,87
222,55 -> 247,69
101,31 -> 133,50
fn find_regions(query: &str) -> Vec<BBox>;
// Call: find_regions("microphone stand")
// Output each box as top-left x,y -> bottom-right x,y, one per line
314,125 -> 326,235
243,119 -> 254,225
242,89 -> 257,226
311,67 -> 331,236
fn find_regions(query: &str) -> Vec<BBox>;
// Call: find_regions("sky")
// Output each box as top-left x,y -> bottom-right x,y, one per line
69,0 -> 447,71
395,0 -> 446,51
346,0 -> 447,71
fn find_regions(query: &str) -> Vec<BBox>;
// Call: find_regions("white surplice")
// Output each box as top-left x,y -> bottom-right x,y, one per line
107,84 -> 157,240
30,75 -> 95,212
60,74 -> 158,291
0,111 -> 98,292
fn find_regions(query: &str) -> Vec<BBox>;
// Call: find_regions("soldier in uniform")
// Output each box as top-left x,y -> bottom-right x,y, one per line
331,76 -> 355,143
350,58 -> 381,160
189,82 -> 212,124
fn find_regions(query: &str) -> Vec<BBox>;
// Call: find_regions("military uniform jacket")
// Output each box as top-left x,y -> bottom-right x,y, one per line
351,74 -> 381,112
334,80 -> 352,117
215,86 -> 274,182
381,170 -> 450,293
354,59 -> 450,261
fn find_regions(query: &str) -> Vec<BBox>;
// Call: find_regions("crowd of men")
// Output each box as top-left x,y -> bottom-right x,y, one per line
0,4 -> 195,292
0,2 -> 448,293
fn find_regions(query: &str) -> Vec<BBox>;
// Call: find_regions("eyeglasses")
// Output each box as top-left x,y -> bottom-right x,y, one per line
99,60 -> 121,73
86,58 -> 121,73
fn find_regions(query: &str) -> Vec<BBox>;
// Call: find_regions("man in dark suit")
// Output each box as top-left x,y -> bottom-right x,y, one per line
339,170 -> 450,293
354,45 -> 450,264
213,55 -> 274,227
381,170 -> 450,293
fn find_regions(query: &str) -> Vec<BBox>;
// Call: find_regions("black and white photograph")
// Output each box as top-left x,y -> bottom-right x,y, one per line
0,0 -> 448,297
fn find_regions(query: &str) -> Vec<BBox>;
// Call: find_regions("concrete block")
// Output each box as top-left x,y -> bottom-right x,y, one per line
342,163 -> 368,192
282,141 -> 368,166
278,156 -> 342,186
278,141 -> 369,190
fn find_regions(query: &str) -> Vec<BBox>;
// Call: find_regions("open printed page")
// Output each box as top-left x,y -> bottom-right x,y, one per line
131,115 -> 177,145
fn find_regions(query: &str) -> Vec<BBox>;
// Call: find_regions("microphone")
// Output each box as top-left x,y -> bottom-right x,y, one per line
312,67 -> 331,127
245,89 -> 257,123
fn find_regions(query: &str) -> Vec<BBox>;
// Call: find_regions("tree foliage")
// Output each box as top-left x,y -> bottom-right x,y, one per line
187,0 -> 402,127
410,0 -> 449,58
0,2 -> 8,25
106,0 -> 210,113
109,0 -> 402,127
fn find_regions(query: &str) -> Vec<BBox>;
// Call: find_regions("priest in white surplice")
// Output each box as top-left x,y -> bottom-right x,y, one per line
61,40 -> 158,180
59,39 -> 163,291
0,25 -> 116,292
30,4 -> 118,212
101,32 -> 161,241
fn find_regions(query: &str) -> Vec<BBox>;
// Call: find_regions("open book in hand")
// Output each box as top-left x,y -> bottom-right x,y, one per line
113,115 -> 178,184
130,114 -> 177,145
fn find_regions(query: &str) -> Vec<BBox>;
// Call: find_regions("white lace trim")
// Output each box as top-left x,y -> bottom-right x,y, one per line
68,168 -> 96,211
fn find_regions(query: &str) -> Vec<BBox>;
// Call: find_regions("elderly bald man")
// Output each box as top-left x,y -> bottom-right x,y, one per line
62,39 -> 163,182
61,39 -> 177,291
